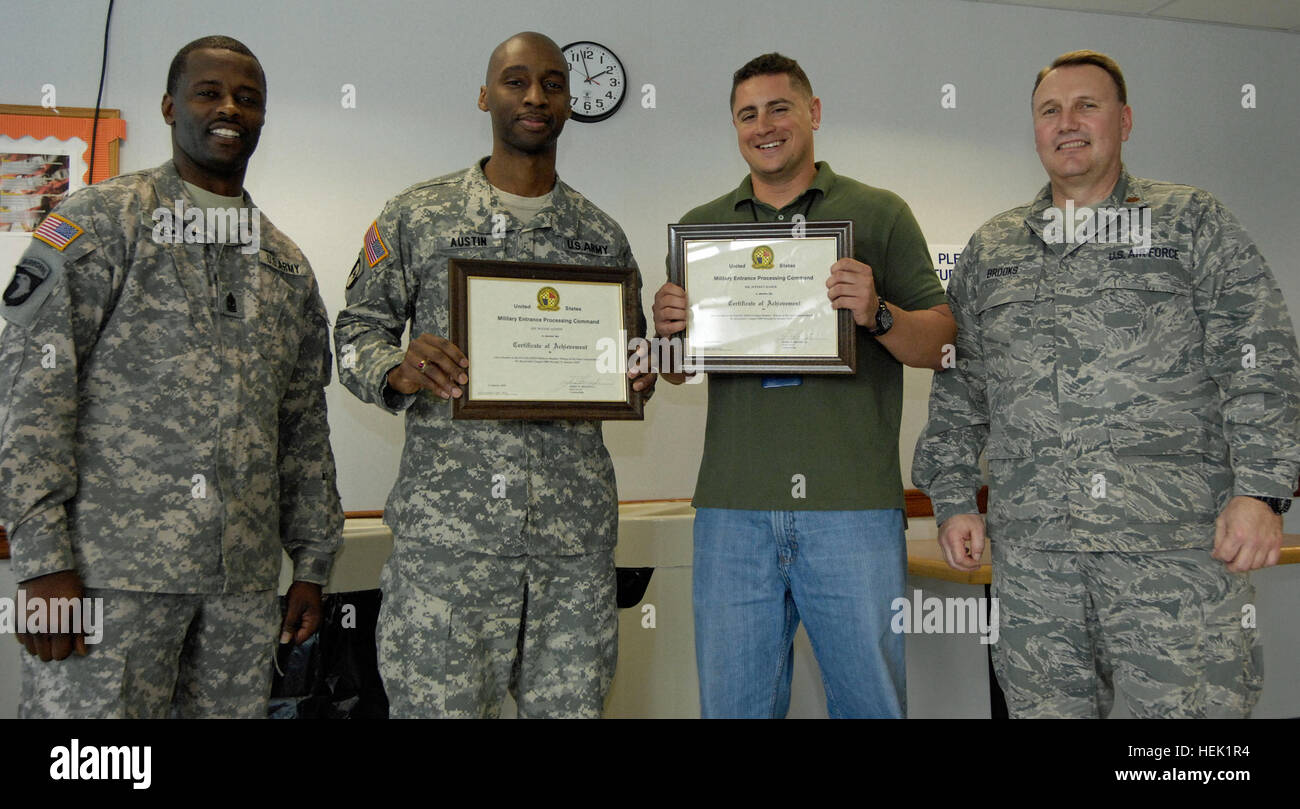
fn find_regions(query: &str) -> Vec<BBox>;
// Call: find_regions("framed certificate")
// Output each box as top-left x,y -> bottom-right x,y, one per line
668,220 -> 856,373
449,258 -> 644,420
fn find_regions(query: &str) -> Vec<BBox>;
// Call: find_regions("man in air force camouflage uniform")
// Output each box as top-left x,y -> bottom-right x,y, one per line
334,32 -> 653,718
0,36 -> 342,718
913,50 -> 1300,718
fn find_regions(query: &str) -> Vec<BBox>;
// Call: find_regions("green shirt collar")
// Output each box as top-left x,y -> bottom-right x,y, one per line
727,161 -> 837,213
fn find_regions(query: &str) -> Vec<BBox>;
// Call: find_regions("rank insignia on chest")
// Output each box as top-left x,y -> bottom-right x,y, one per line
220,290 -> 244,319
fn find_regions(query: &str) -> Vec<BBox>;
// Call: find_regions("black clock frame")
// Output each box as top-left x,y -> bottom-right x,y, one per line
563,40 -> 627,123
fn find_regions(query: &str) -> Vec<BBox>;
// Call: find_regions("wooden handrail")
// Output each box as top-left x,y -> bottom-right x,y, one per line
4,485 -> 1298,563
904,487 -> 988,519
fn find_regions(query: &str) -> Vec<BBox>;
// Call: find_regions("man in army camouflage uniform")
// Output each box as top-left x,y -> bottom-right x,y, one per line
913,50 -> 1300,718
334,32 -> 653,718
0,36 -> 343,718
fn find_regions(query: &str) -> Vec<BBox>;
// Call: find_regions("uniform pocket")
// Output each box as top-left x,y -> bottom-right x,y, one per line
1198,566 -> 1262,717
975,285 -> 1037,337
1097,273 -> 1196,348
252,271 -> 303,398
376,582 -> 452,718
109,248 -> 204,371
986,429 -> 1031,461
1109,419 -> 1206,456
1108,419 -> 1220,524
985,428 -> 1040,524
975,280 -> 1040,399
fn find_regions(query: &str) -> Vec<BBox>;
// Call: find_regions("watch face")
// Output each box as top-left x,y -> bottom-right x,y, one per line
873,302 -> 893,334
562,41 -> 626,122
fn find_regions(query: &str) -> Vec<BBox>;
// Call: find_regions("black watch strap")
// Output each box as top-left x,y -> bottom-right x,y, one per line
1250,495 -> 1291,515
866,299 -> 893,337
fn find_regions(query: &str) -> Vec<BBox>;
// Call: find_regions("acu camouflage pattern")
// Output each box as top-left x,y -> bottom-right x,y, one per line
991,545 -> 1261,718
377,546 -> 616,718
914,171 -> 1300,551
0,161 -> 343,592
334,158 -> 646,563
20,588 -> 280,718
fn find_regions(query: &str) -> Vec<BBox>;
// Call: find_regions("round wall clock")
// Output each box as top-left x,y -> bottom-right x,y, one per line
563,41 -> 627,123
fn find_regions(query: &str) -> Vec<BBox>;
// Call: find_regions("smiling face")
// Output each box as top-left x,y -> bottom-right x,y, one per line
478,35 -> 570,156
731,72 -> 821,187
1032,63 -> 1131,203
162,47 -> 266,192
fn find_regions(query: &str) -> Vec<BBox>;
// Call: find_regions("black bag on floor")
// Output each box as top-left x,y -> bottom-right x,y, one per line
269,589 -> 389,719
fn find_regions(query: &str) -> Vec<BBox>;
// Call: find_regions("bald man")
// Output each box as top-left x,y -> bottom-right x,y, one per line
335,32 -> 652,718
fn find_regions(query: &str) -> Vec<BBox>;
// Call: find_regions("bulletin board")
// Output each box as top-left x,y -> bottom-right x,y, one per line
0,105 -> 124,560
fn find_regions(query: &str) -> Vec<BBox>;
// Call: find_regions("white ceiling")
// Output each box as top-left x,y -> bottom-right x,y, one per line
958,0 -> 1300,33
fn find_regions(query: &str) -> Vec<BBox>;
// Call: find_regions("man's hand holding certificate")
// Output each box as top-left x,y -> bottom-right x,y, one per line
665,220 -> 857,374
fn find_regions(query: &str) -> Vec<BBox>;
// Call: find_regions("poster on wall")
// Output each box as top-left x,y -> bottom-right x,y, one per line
0,105 -> 123,345
0,137 -> 90,302
929,244 -> 965,291
0,107 -> 122,559
1,151 -> 74,232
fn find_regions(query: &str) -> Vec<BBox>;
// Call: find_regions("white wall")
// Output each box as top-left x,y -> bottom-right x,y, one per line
3,0 -> 1298,717
4,0 -> 1296,509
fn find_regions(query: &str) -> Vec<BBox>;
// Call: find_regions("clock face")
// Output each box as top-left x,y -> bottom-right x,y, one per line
562,41 -> 626,123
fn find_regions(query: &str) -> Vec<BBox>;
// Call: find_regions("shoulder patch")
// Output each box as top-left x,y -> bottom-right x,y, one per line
2,255 -> 61,330
32,213 -> 84,251
363,221 -> 389,267
4,257 -> 51,307
345,258 -> 363,290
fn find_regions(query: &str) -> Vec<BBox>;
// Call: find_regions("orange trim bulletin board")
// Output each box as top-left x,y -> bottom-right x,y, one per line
0,104 -> 125,186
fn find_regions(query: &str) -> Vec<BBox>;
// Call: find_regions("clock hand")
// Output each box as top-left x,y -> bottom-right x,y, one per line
579,54 -> 593,82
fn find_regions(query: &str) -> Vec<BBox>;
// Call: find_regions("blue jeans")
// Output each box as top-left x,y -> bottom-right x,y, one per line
692,508 -> 907,718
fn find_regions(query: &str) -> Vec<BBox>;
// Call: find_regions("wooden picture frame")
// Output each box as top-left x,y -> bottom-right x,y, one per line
448,258 -> 645,420
668,220 -> 857,374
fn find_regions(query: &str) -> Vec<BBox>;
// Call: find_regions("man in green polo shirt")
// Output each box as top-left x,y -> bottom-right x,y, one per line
652,53 -> 955,718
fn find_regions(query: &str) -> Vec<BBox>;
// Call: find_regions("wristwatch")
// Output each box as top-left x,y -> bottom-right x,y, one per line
865,299 -> 893,337
1250,496 -> 1292,515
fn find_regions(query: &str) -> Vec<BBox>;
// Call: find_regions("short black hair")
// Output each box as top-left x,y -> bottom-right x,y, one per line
730,53 -> 813,110
166,35 -> 263,96
1033,50 -> 1127,105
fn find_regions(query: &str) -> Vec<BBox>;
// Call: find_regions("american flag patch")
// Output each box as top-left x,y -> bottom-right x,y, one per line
363,221 -> 389,267
33,213 -> 84,251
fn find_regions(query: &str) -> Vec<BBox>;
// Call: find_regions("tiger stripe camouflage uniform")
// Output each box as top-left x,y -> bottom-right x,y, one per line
0,160 -> 343,718
334,158 -> 645,718
913,171 -> 1300,717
